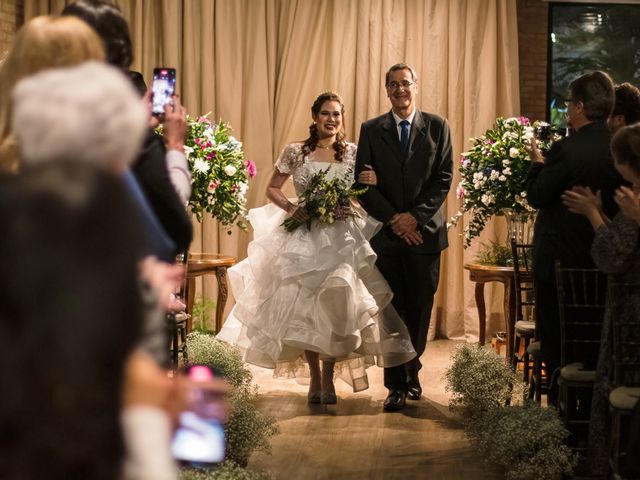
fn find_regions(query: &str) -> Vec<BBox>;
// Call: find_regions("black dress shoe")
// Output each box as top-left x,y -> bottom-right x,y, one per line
407,383 -> 422,400
383,390 -> 406,412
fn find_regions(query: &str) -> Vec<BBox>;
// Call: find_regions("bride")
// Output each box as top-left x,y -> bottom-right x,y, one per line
217,91 -> 415,404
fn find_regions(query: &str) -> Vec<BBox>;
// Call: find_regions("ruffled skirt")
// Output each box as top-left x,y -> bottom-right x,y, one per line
216,203 -> 415,392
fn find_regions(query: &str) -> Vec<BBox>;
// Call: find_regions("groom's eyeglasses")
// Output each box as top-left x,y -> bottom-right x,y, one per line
387,81 -> 414,90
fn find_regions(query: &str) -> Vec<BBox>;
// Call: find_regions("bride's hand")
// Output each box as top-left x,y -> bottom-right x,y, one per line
358,164 -> 377,186
288,204 -> 310,223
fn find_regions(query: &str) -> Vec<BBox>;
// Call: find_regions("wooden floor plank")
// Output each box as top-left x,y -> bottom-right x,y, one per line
248,340 -> 504,479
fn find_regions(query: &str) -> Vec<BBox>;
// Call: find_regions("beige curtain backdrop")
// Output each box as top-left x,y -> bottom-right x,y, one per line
24,0 -> 520,340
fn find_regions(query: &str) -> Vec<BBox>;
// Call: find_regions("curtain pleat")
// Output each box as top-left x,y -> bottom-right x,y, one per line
23,0 -> 520,339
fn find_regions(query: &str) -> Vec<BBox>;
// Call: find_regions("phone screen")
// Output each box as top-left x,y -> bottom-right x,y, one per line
151,68 -> 176,116
171,365 -> 226,466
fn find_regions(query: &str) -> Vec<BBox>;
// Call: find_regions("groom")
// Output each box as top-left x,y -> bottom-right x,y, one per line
356,63 -> 452,412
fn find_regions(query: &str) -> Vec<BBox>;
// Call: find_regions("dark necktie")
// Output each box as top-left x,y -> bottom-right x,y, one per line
400,120 -> 410,159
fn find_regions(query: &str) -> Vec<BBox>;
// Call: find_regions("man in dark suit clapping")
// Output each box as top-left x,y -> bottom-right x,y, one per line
526,71 -> 623,400
356,63 -> 453,412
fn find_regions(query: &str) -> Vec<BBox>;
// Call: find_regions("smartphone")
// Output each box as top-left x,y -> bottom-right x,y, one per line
171,365 -> 226,466
151,67 -> 176,116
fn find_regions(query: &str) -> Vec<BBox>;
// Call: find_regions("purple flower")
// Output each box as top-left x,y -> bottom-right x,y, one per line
517,116 -> 531,126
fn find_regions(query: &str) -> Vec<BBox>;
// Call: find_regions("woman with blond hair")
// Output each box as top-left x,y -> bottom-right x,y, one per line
0,15 -> 105,173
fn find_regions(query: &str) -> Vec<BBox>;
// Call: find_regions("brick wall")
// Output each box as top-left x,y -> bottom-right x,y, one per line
0,0 -> 24,58
517,0 -> 549,122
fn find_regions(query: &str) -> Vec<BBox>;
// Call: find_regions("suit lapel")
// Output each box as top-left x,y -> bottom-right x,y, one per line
380,112 -> 403,163
407,111 -> 427,163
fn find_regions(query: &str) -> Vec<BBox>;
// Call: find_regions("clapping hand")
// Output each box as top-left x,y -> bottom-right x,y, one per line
357,164 -> 377,186
615,185 -> 640,224
561,186 -> 601,217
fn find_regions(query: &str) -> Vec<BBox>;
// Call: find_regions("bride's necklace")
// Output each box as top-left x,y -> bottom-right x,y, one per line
316,136 -> 336,150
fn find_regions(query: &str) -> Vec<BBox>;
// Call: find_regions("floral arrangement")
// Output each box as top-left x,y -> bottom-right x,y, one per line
448,117 -> 554,247
160,115 -> 256,229
186,332 -> 279,468
282,167 -> 367,232
444,343 -> 526,420
180,461 -> 273,480
444,344 -> 576,479
467,404 -> 576,480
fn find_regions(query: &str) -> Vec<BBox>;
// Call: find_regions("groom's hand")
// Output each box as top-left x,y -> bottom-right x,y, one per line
400,229 -> 423,245
390,213 -> 423,245
390,212 -> 418,235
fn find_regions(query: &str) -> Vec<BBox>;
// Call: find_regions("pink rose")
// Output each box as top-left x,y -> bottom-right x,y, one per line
207,180 -> 220,193
245,160 -> 257,177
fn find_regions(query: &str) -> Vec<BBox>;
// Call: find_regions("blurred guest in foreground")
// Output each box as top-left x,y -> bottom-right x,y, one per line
62,0 -> 193,254
0,162 -> 178,480
0,15 -> 105,173
12,61 -> 179,362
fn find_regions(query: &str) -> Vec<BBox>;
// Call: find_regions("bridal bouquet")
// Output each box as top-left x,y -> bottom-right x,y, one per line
160,115 -> 256,229
282,167 -> 367,232
449,117 -> 554,247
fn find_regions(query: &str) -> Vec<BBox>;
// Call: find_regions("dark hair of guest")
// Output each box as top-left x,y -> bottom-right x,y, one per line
569,70 -> 615,122
62,0 -> 133,71
613,82 -> 640,125
611,123 -> 640,175
0,162 -> 145,480
301,91 -> 347,162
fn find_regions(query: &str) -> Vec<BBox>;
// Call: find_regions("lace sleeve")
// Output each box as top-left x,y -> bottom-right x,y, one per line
592,213 -> 640,274
343,142 -> 357,168
274,143 -> 303,174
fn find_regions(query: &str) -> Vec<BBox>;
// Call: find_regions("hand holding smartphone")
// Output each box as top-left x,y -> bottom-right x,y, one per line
151,67 -> 176,117
171,365 -> 228,467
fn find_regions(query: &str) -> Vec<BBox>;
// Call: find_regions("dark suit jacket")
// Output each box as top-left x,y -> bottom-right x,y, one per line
132,128 -> 193,256
355,110 -> 453,254
525,120 -> 623,282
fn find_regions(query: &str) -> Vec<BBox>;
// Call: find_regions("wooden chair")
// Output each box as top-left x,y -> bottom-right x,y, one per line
510,240 -> 537,383
608,282 -> 640,477
555,263 -> 607,450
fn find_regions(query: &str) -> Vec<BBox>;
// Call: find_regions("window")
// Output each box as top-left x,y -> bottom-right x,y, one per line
548,2 -> 640,126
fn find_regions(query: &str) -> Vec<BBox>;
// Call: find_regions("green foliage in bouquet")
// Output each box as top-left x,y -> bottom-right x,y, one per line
449,117 -> 551,247
282,166 -> 367,232
467,403 -> 577,480
179,461 -> 273,480
186,333 -> 279,467
444,344 -> 526,420
159,115 -> 256,229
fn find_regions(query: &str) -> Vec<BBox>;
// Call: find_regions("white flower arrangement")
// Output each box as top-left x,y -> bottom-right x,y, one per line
448,117 -> 553,247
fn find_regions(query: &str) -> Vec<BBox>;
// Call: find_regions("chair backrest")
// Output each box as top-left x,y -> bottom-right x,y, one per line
555,262 -> 608,369
610,282 -> 640,387
511,239 -> 535,323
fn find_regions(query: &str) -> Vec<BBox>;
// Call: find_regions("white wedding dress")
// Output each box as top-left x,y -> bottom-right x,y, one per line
216,142 -> 415,392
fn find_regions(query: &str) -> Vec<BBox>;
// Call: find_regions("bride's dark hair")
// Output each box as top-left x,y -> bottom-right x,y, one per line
302,91 -> 347,162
